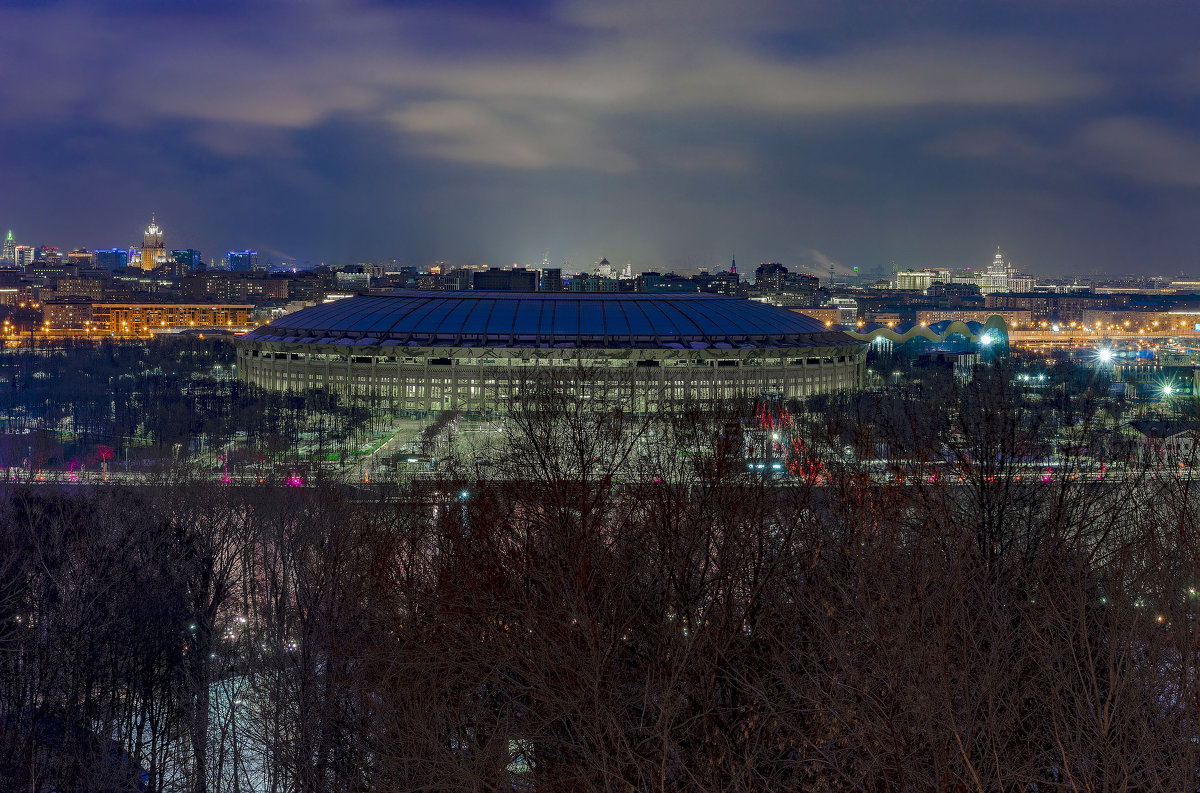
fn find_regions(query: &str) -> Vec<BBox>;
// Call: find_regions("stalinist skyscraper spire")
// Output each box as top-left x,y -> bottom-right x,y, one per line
141,215 -> 166,271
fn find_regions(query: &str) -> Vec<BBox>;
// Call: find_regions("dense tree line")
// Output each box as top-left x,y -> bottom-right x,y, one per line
0,365 -> 1198,791
0,339 -> 375,469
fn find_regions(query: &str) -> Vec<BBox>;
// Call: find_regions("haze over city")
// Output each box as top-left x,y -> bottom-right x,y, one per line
3,0 -> 1200,275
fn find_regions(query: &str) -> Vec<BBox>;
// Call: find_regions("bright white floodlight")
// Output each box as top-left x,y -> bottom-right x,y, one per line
1098,348 -> 1113,363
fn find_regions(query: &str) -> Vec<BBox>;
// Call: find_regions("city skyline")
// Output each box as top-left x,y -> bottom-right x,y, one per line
3,1 -> 1199,275
3,214 -> 1023,279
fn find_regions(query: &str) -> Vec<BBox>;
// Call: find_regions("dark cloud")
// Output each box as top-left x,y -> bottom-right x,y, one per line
1,0 -> 1198,274
1077,117 -> 1200,187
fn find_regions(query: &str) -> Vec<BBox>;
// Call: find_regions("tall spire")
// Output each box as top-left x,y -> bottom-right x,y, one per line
730,255 -> 737,275
5,230 -> 11,242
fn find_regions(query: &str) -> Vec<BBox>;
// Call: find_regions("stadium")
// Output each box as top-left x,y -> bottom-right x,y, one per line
235,290 -> 866,414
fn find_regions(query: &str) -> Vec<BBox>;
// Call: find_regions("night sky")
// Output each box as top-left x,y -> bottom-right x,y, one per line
3,0 -> 1199,277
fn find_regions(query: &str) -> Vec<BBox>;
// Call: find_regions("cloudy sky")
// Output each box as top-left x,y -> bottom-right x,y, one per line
2,0 -> 1199,277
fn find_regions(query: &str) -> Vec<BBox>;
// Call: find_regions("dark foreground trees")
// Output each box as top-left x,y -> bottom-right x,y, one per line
0,374 -> 1198,791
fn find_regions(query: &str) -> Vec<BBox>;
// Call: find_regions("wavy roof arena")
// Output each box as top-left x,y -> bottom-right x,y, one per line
243,290 -> 855,350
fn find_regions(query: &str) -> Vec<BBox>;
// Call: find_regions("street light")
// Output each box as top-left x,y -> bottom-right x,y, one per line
1097,348 -> 1113,364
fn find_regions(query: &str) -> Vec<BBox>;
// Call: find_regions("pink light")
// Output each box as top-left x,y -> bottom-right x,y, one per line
287,475 -> 303,487
1042,475 -> 1051,483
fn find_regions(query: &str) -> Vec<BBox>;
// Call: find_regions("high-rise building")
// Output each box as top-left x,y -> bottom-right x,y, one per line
942,247 -> 1017,295
2,231 -> 14,264
896,269 -> 951,291
473,267 -> 537,291
93,248 -> 129,270
568,273 -> 619,292
637,271 -> 699,293
14,246 -> 36,268
972,245 -> 1012,294
172,249 -> 203,272
694,268 -> 739,295
755,263 -> 789,291
540,268 -> 563,292
140,216 -> 167,271
225,250 -> 260,272
67,249 -> 93,267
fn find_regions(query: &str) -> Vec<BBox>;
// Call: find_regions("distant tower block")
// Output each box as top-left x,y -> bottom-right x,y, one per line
986,245 -> 1014,292
990,245 -> 1007,274
140,215 -> 167,271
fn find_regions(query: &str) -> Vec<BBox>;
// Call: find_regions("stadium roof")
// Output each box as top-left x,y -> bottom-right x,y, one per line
243,290 -> 856,349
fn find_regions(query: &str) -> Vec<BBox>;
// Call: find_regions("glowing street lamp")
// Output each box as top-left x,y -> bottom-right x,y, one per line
1097,348 -> 1113,364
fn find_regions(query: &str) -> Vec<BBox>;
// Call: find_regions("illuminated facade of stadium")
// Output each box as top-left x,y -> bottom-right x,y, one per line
236,291 -> 865,413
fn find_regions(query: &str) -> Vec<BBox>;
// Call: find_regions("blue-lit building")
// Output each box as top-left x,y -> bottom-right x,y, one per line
93,248 -> 129,270
225,250 -> 259,272
237,291 -> 865,413
172,249 -> 203,271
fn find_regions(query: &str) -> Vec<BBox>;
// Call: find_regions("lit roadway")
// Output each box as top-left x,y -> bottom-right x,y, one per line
1010,328 -> 1200,347
10,459 -> 1198,491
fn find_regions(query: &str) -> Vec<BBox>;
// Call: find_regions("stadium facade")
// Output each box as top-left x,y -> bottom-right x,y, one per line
236,291 -> 865,413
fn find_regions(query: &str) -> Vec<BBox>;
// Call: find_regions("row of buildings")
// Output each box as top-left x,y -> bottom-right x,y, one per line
2,219 -> 259,275
10,217 -> 1200,342
399,257 -> 743,295
891,248 -> 1034,294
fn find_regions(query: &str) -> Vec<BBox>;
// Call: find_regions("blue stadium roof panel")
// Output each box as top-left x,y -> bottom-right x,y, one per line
247,290 -> 854,349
